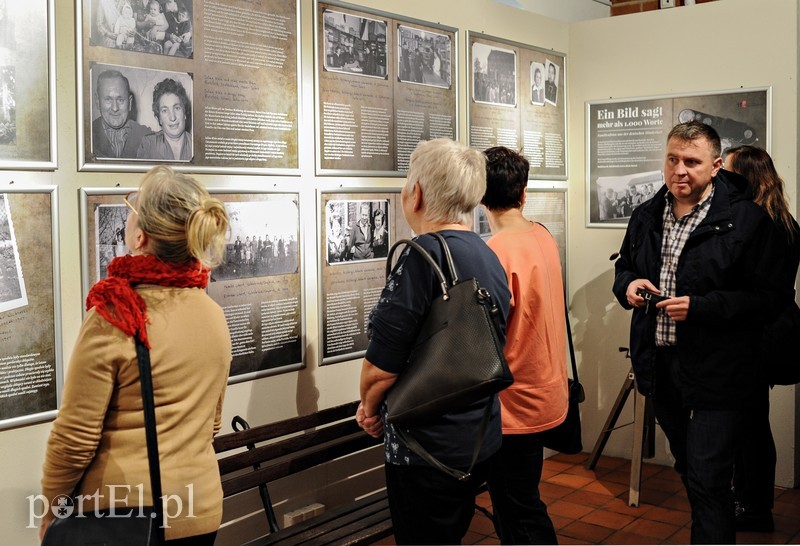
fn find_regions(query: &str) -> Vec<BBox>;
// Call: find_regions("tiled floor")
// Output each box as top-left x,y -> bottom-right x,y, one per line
376,452 -> 800,545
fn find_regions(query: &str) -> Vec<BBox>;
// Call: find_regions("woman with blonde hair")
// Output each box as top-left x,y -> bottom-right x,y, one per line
724,146 -> 800,533
357,138 -> 510,544
41,166 -> 232,545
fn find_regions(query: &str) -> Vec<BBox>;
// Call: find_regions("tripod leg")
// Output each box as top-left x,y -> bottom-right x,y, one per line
629,388 -> 647,507
586,371 -> 635,470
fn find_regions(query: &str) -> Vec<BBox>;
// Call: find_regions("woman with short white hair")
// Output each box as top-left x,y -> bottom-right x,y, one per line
357,138 -> 511,544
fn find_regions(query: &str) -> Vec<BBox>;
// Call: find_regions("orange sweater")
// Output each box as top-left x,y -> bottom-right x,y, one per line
488,223 -> 569,433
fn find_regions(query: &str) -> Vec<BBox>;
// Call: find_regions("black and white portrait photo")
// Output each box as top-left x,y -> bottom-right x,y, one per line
214,198 -> 300,281
90,64 -> 194,162
0,66 -> 15,147
544,59 -> 559,106
327,199 -> 389,264
472,42 -> 516,107
90,0 -> 194,58
94,203 -> 130,280
0,194 -> 27,313
530,61 -> 545,106
322,9 -> 387,79
397,25 -> 451,89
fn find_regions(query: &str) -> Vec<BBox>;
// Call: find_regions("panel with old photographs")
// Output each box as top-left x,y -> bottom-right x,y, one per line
77,0 -> 300,174
80,187 -> 303,382
0,0 -> 57,170
586,87 -> 769,227
0,185 -> 62,430
467,32 -> 566,180
315,1 -> 457,175
319,188 -> 413,364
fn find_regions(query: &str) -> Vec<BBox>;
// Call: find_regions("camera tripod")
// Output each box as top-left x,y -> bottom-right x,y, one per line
585,347 -> 656,507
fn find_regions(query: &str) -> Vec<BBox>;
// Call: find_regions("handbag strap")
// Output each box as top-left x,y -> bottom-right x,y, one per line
134,334 -> 165,539
531,222 -> 584,399
387,238 -> 451,300
393,401 -> 493,482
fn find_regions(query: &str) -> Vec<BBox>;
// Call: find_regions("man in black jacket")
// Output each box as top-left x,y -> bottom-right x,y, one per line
612,121 -> 789,544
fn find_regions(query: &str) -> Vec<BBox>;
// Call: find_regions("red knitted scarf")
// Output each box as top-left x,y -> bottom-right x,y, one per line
85,254 -> 210,348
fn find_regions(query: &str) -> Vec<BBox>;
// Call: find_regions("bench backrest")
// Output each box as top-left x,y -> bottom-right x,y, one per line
213,401 -> 382,499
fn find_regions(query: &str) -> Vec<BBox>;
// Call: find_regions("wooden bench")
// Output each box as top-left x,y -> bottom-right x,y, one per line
213,401 -> 392,546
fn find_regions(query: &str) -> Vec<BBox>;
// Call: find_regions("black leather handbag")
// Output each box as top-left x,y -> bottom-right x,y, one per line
384,233 -> 513,479
42,335 -> 164,546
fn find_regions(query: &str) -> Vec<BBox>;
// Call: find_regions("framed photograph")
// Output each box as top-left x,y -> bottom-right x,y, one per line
318,188 -> 413,365
208,189 -> 304,383
586,87 -> 770,227
0,185 -> 62,430
467,31 -> 567,181
77,0 -> 300,174
474,185 -> 568,288
315,0 -> 458,175
0,0 -> 57,170
80,188 -> 304,382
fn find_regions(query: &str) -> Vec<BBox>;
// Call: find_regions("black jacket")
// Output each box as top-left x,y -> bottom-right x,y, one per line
612,170 -> 790,409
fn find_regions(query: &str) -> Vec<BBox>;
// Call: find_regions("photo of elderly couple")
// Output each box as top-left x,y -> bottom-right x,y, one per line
90,64 -> 193,162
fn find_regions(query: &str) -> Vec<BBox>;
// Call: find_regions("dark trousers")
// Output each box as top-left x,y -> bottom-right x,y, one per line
653,349 -> 745,544
487,434 -> 557,545
163,531 -> 217,545
385,461 -> 490,545
733,385 -> 775,511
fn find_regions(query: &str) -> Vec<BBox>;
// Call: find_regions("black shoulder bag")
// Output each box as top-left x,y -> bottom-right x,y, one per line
384,232 -> 514,480
42,335 -> 165,545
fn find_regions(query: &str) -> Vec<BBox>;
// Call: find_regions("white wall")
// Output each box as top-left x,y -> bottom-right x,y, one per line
567,0 -> 798,484
1,0 -> 797,544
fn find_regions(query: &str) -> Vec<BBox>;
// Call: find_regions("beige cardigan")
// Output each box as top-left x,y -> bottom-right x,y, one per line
42,286 -> 232,540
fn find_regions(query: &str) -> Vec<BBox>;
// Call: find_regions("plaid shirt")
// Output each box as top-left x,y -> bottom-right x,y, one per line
655,185 -> 715,346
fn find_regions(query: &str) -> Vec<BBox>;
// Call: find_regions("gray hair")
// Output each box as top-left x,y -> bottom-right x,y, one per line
405,138 -> 486,225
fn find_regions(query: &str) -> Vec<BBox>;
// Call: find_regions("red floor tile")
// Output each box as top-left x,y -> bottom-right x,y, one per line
601,529 -> 657,545
640,505 -> 692,527
548,499 -> 596,520
559,520 -> 616,543
623,518 -> 682,540
580,508 -> 637,529
563,489 -> 621,509
546,471 -> 596,489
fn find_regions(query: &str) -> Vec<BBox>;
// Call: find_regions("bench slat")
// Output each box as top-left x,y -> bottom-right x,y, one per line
218,420 -> 363,475
214,401 -> 360,452
221,433 -> 380,497
257,492 -> 388,546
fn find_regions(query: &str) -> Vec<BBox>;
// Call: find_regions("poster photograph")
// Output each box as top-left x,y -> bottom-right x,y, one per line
80,188 -> 130,294
0,186 -> 61,430
81,188 -> 304,382
467,32 -> 567,180
207,191 -> 303,382
78,0 -> 300,173
319,189 -> 413,364
0,0 -> 56,169
586,87 -> 769,227
316,1 -> 457,175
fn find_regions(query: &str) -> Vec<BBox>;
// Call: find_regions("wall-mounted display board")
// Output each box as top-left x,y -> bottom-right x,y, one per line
80,188 -> 303,383
319,188 -> 414,364
586,87 -> 769,228
315,1 -> 457,175
467,32 -> 566,180
0,186 -> 61,430
0,0 -> 57,170
474,186 -> 568,288
77,0 -> 300,174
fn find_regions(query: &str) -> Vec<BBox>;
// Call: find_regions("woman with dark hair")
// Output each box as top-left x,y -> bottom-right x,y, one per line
137,78 -> 192,161
724,145 -> 800,533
